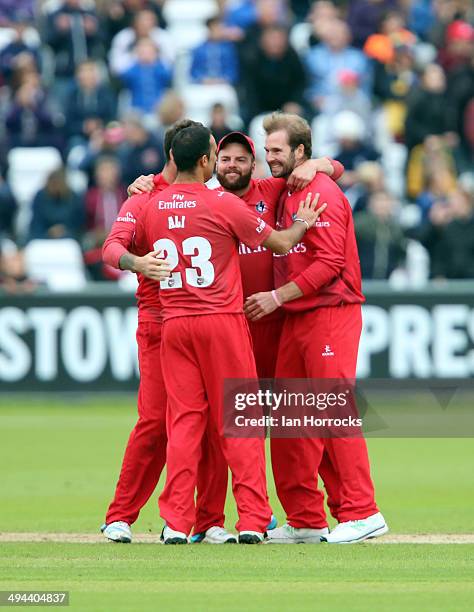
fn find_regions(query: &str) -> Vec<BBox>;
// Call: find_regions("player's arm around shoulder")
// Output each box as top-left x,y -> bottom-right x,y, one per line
102,194 -> 145,268
254,158 -> 344,201
303,174 -> 349,257
103,194 -> 170,281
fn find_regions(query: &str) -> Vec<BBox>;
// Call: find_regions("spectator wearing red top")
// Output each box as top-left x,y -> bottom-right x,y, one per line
85,157 -> 127,238
84,156 -> 127,281
438,20 -> 474,74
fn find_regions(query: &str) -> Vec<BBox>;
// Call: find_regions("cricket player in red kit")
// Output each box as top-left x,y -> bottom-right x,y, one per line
101,120 -> 232,544
128,135 -> 344,379
214,133 -> 347,526
245,113 -> 388,544
135,124 -> 326,544
127,133 -> 346,529
215,132 -> 344,378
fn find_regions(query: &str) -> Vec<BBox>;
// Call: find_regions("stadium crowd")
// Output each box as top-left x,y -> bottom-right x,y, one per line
0,0 -> 473,290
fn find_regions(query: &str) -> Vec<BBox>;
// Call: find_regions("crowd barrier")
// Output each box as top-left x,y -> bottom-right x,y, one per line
1,282 -> 473,391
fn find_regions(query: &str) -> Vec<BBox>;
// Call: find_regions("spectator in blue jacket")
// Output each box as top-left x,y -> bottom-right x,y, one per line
223,0 -> 258,31
305,19 -> 372,112
190,17 -> 239,85
119,37 -> 172,114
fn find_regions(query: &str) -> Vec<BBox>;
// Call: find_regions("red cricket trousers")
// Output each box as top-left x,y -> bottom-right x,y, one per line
272,304 -> 379,527
159,313 -> 272,535
106,320 -> 227,531
250,313 -> 345,522
248,315 -> 284,379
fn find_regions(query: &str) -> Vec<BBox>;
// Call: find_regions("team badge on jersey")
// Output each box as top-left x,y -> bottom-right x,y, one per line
256,201 -> 267,214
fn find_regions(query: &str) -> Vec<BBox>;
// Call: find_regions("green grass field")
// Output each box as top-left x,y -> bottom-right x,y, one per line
1,396 -> 473,611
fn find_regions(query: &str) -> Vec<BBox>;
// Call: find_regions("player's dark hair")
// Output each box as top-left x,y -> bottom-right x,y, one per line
171,125 -> 212,172
164,119 -> 202,162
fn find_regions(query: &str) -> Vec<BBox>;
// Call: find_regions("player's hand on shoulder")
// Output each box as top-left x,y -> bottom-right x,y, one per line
288,158 -> 337,192
244,291 -> 278,321
127,174 -> 155,197
287,163 -> 315,192
134,250 -> 171,281
295,192 -> 327,230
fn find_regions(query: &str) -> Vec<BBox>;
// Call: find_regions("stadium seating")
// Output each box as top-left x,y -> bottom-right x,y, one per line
162,0 -> 218,24
180,83 -> 240,125
23,238 -> 87,291
41,0 -> 96,14
248,114 -> 268,162
289,22 -> 312,54
163,0 -> 217,53
0,26 -> 40,51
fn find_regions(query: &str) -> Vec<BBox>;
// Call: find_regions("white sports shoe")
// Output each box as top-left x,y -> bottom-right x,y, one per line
238,531 -> 266,544
202,526 -> 237,544
321,512 -> 389,544
161,526 -> 188,545
101,521 -> 132,543
266,523 -> 329,544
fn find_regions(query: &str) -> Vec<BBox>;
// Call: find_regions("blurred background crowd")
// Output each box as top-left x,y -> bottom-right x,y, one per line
0,0 -> 473,291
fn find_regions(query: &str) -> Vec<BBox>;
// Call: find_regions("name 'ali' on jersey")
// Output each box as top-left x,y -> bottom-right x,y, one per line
134,182 -> 272,321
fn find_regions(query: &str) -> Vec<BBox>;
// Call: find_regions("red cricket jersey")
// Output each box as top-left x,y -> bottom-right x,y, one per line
102,173 -> 169,322
274,173 -> 365,312
135,182 -> 272,321
219,178 -> 284,297
221,161 -> 344,300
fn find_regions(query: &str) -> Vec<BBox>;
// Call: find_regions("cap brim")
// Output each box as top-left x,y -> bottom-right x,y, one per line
217,132 -> 256,157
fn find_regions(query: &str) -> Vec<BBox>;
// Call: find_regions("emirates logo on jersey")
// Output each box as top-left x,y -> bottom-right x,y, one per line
256,218 -> 266,234
116,211 -> 136,223
256,201 -> 267,214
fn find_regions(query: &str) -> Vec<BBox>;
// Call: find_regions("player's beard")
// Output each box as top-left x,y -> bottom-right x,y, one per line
268,151 -> 296,179
217,168 -> 252,192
